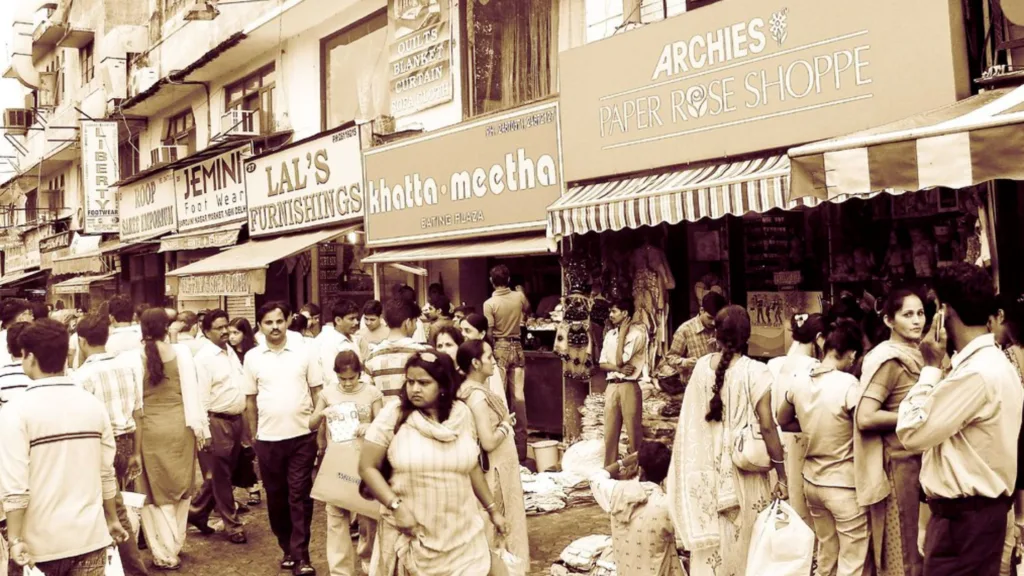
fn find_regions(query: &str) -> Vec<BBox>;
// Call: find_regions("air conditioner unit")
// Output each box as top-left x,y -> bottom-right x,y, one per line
101,58 -> 127,101
4,109 -> 35,137
129,67 -> 158,98
150,145 -> 187,166
221,109 -> 259,137
37,72 -> 57,108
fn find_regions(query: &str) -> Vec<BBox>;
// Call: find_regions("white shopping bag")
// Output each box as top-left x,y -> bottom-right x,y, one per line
121,491 -> 146,536
105,546 -> 125,576
746,499 -> 815,576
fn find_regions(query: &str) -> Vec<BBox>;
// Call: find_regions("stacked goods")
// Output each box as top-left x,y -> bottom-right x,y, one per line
578,379 -> 684,454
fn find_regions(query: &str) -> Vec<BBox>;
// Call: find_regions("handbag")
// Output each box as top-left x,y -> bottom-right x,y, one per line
232,445 -> 259,489
731,361 -> 772,473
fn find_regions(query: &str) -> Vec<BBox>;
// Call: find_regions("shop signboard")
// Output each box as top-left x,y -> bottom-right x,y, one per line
39,230 -> 75,270
81,121 -> 120,234
388,0 -> 453,117
117,171 -> 177,242
244,126 -> 364,238
363,101 -> 563,247
747,291 -> 823,357
174,144 -> 251,232
177,271 -> 254,297
4,243 -> 27,274
558,0 -> 969,182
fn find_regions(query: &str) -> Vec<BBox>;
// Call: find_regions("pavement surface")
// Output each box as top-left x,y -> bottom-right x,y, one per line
148,493 -> 610,575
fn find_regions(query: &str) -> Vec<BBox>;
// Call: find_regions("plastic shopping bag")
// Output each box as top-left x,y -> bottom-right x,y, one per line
488,548 -> 526,576
746,499 -> 815,576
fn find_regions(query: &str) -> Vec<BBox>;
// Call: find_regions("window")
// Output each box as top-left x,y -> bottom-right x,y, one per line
586,0 -> 623,43
45,174 -> 64,213
586,0 -> 716,43
164,109 -> 196,155
24,190 -> 37,224
321,10 -> 388,130
80,42 -> 94,86
225,64 -> 276,134
119,135 -> 141,180
639,0 -> 688,23
467,0 -> 558,117
44,52 -> 64,106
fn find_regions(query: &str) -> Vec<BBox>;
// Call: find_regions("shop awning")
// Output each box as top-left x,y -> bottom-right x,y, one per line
362,235 -> 555,264
789,86 -> 1024,200
0,269 -> 46,288
158,223 -> 242,253
52,272 -> 117,295
547,154 -> 819,238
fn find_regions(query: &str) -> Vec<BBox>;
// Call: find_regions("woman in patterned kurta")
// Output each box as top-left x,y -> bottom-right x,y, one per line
667,306 -> 784,576
359,351 -> 507,576
455,339 -> 529,565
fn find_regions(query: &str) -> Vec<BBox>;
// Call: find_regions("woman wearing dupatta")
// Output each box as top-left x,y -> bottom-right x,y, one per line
854,289 -> 926,576
668,305 -> 788,576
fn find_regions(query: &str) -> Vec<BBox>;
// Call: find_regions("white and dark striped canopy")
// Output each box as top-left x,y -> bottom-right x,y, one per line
547,154 -> 820,238
789,85 -> 1024,201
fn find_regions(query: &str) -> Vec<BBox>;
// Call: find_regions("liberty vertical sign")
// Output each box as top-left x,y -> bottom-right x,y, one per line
81,121 -> 120,233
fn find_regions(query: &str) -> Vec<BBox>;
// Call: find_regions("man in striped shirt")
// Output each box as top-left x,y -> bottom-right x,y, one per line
0,319 -> 128,573
365,299 -> 428,398
0,322 -> 31,409
72,313 -> 149,576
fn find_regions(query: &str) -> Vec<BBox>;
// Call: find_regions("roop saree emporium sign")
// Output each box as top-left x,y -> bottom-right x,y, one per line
558,0 -> 969,181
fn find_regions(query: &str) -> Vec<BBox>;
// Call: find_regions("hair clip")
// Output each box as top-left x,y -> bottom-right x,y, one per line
793,313 -> 809,327
420,352 -> 438,363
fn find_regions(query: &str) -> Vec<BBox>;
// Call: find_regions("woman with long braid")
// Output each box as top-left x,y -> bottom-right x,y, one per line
667,305 -> 787,576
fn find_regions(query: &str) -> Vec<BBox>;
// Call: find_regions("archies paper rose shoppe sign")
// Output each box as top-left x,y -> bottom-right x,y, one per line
558,0 -> 969,182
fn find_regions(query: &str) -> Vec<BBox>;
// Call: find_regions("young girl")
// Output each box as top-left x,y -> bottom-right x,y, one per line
310,350 -> 383,576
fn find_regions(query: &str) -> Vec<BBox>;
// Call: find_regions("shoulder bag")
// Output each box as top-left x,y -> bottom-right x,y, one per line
731,360 -> 772,473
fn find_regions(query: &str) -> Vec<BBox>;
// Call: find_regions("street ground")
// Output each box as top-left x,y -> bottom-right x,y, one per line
152,494 -> 609,575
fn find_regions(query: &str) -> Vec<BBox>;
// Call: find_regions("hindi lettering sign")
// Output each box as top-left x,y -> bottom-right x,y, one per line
117,171 -> 177,242
39,230 -> 75,270
178,271 -> 254,297
81,121 -> 120,233
388,0 -> 453,117
558,0 -> 969,182
174,145 -> 250,232
363,101 -> 563,247
244,126 -> 364,238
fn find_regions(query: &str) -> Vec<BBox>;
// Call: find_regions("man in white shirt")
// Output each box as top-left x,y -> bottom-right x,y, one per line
0,299 -> 33,366
599,297 -> 648,469
106,296 -> 143,356
357,300 -> 388,360
190,309 -> 248,544
172,310 -> 205,357
243,302 -> 322,576
0,322 -> 32,409
317,300 -> 362,387
0,319 -> 128,572
897,263 -> 1024,574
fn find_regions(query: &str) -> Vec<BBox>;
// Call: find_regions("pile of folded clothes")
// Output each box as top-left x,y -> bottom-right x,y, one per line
578,378 -> 684,452
549,535 -> 613,575
521,468 -> 598,515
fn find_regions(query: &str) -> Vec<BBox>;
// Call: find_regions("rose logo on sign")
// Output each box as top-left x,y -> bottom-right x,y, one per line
686,86 -> 709,119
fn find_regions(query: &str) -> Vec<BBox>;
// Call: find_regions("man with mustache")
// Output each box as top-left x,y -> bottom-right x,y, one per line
243,302 -> 323,576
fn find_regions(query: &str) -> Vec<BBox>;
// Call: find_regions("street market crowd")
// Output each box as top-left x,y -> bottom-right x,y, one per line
0,261 -> 1023,576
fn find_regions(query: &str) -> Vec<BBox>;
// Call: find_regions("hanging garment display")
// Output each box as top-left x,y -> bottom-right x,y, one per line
557,253 -> 594,380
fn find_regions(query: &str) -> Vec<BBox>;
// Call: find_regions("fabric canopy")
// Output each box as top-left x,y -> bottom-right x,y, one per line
789,86 -> 1024,200
547,154 -> 818,238
167,225 -> 355,277
0,269 -> 46,287
52,272 -> 117,295
362,235 -> 554,264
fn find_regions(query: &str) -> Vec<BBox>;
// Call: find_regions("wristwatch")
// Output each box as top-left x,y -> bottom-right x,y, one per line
388,497 -> 402,511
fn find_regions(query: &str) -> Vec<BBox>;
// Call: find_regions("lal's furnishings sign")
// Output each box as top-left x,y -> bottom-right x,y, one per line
244,126 -> 364,238
388,0 -> 453,117
117,171 -> 177,242
174,145 -> 250,232
558,0 -> 969,182
363,101 -> 564,247
81,121 -> 120,234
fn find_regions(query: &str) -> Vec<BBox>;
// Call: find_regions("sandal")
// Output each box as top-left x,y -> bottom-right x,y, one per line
229,532 -> 248,544
248,490 -> 261,506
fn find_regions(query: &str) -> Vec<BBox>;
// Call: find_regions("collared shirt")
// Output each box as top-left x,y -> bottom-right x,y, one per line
255,330 -> 305,348
0,376 -> 118,563
195,340 -> 247,416
589,471 -> 685,576
317,327 -> 361,387
600,324 -> 648,381
365,337 -> 429,397
0,360 -> 30,408
106,325 -> 143,357
242,339 -> 322,441
667,315 -> 717,364
786,366 -> 860,488
897,334 -> 1024,499
72,352 -> 144,437
177,333 -> 205,357
484,287 -> 530,339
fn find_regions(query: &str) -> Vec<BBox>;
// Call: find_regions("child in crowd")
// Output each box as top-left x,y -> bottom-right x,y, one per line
310,351 -> 383,576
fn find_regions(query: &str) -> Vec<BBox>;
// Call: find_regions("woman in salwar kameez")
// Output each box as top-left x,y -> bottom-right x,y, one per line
854,289 -> 926,576
667,305 -> 787,576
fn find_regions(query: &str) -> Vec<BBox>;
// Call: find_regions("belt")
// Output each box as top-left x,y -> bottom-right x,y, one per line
209,412 -> 244,421
927,495 -> 1012,517
606,378 -> 639,384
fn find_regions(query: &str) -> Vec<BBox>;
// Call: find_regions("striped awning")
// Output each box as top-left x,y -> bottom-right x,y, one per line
547,155 -> 819,238
789,86 -> 1024,200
